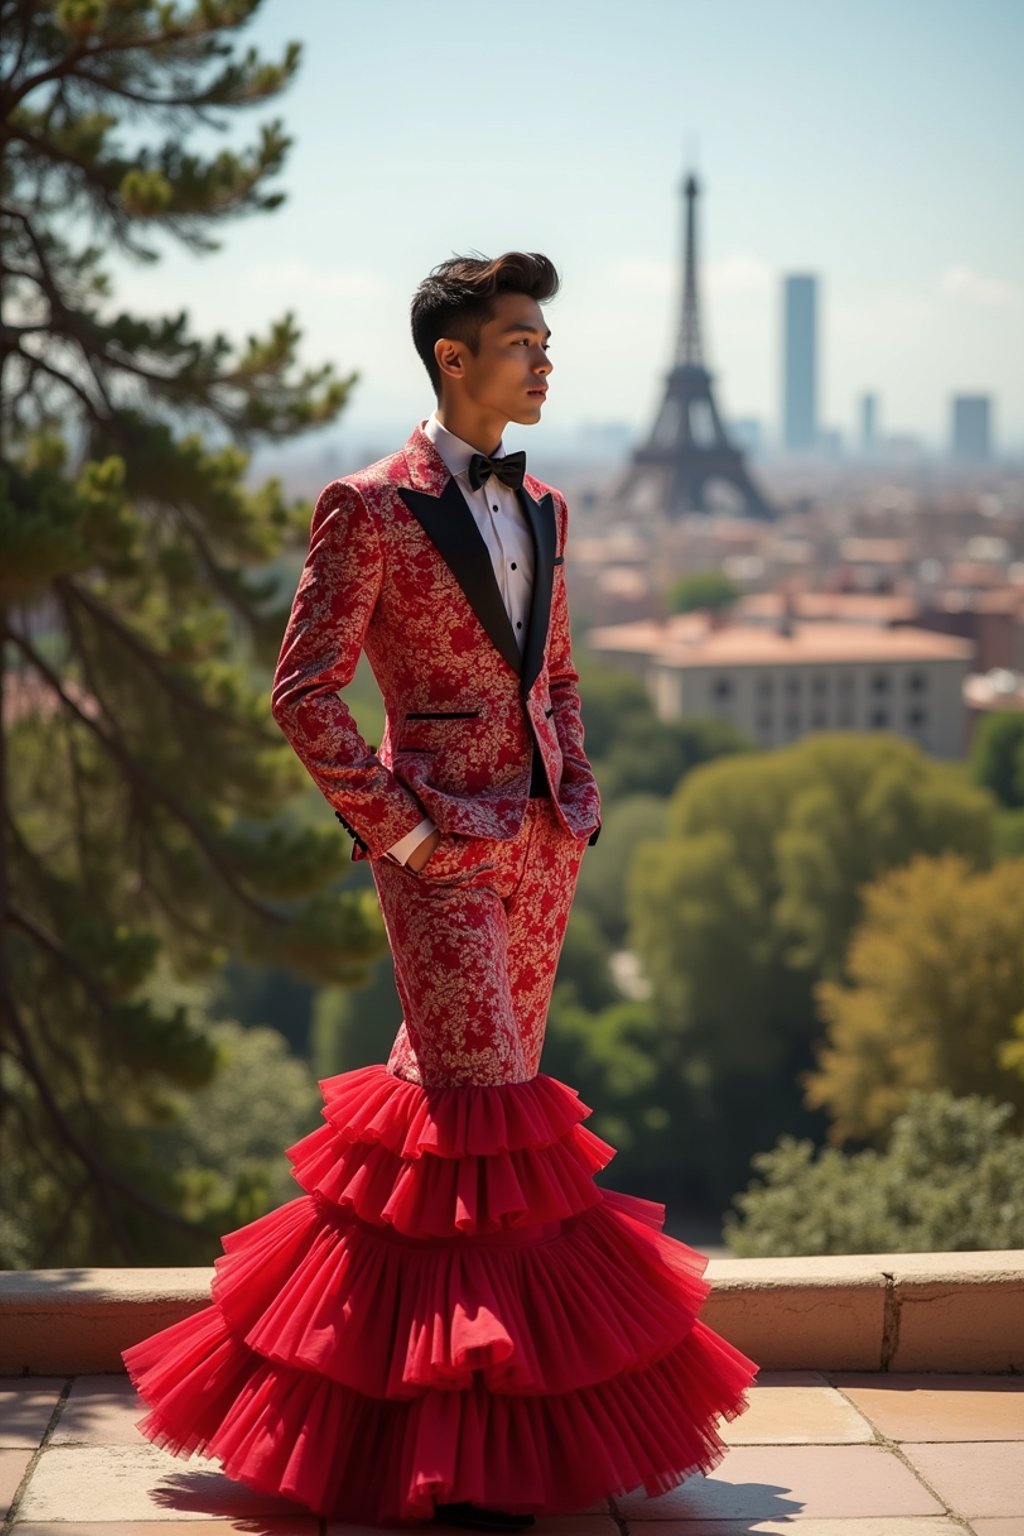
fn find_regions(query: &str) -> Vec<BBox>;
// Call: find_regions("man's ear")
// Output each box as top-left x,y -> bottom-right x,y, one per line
434,337 -> 464,388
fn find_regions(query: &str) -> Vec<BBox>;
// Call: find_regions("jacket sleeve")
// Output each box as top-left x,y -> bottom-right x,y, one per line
271,478 -> 430,858
546,488 -> 602,844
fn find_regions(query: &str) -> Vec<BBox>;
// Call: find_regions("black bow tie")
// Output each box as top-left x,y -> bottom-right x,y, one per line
467,449 -> 527,492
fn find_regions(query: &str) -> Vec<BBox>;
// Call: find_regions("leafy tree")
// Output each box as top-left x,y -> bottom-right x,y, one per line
804,852 -> 1024,1143
0,1 -> 385,1265
722,1089 -> 1024,1256
309,957 -> 403,1082
623,733 -> 995,1204
994,806 -> 1024,861
666,570 -> 739,615
541,993 -> 685,1198
574,792 -> 669,947
574,651 -> 751,800
968,710 -> 1024,809
153,1017 -> 321,1237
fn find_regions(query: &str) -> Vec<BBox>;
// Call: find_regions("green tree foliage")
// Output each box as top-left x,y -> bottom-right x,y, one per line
574,793 -> 669,947
0,0 -> 385,1265
624,733 -> 995,1204
722,1089 -> 1024,1256
540,993 -> 684,1198
665,570 -> 739,615
968,710 -> 1024,809
152,1018 -> 321,1243
309,958 -> 403,1082
575,652 -> 751,800
805,852 -> 1024,1143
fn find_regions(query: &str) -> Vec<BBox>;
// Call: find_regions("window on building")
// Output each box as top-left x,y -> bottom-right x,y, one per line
712,676 -> 733,700
908,671 -> 929,693
871,672 -> 890,694
870,707 -> 890,727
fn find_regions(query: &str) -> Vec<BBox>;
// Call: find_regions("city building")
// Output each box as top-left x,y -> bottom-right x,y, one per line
585,611 -> 972,758
782,275 -> 819,451
951,395 -> 993,463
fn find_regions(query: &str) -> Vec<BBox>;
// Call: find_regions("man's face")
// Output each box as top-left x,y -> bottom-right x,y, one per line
437,290 -> 553,425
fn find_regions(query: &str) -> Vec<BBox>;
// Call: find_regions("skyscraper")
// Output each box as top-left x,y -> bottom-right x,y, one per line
951,395 -> 992,462
782,274 -> 818,451
860,392 -> 878,456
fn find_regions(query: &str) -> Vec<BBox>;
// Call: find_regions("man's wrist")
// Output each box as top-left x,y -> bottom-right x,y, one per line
384,816 -> 438,865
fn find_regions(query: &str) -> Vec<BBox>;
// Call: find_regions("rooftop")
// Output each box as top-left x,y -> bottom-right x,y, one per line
584,617 -> 976,668
1,1251 -> 1021,1531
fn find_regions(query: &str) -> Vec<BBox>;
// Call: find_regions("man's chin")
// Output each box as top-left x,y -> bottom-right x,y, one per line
505,401 -> 546,426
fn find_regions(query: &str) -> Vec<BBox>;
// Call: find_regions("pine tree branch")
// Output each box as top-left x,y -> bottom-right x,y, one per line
7,2 -> 280,109
0,969 -> 223,1247
12,340 -> 107,425
59,577 -> 271,742
4,623 -> 284,926
6,899 -> 136,1039
37,1175 -> 92,1266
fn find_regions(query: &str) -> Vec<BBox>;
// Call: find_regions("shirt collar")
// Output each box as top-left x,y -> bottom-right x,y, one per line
422,412 -> 506,483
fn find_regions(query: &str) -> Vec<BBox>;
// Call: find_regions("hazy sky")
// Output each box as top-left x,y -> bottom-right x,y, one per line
107,0 -> 1024,453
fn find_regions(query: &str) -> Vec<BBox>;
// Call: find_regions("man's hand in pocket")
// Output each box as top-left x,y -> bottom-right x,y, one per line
406,827 -> 442,873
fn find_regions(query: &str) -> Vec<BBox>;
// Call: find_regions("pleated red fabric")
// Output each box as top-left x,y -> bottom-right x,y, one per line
122,1063 -> 760,1524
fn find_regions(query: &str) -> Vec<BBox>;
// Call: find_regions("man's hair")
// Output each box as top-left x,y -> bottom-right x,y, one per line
411,251 -> 560,399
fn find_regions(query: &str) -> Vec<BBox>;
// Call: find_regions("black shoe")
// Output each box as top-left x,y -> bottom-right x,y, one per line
434,1502 -> 536,1530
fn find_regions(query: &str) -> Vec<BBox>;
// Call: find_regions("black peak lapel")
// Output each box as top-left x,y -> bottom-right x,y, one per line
516,485 -> 556,699
397,477 -> 523,677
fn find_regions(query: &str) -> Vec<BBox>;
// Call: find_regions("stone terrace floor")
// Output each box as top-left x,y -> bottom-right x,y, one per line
0,1370 -> 1022,1535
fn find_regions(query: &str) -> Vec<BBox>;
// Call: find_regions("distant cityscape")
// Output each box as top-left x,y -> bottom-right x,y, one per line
254,165 -> 1022,770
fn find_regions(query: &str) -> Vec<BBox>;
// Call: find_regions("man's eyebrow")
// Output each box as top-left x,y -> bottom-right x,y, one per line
500,323 -> 552,339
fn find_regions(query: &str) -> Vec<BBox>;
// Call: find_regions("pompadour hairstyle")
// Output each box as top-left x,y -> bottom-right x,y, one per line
410,250 -> 560,399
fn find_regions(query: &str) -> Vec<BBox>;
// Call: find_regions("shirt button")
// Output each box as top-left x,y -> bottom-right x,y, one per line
510,561 -> 517,570
492,504 -> 498,511
516,620 -> 522,629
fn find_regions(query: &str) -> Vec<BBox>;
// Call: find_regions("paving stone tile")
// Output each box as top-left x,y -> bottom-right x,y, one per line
619,1522 -> 974,1534
326,1509 -> 616,1535
49,1376 -> 149,1446
437,1521 -> 617,1536
901,1441 -> 1024,1519
829,1372 -> 1024,1442
971,1521 -> 1024,1535
721,1376 -> 875,1444
1,1448 -> 33,1519
0,1379 -> 66,1449
12,1523 -> 317,1534
16,1443 -> 312,1522
614,1444 -> 944,1521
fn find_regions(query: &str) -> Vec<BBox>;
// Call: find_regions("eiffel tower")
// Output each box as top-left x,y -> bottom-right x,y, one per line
615,169 -> 777,521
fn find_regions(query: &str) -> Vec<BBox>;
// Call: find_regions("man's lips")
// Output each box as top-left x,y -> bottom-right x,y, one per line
527,388 -> 548,397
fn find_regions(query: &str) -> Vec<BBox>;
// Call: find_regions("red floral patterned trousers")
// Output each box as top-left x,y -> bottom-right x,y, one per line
370,795 -> 587,1091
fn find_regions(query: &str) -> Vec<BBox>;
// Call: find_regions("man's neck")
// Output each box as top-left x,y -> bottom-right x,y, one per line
432,402 -> 507,457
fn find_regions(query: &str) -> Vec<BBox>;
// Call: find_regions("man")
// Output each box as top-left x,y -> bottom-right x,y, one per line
271,251 -> 601,1098
122,252 -> 757,1531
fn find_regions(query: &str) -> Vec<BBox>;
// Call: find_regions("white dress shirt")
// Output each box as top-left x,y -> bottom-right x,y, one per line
383,411 -> 536,864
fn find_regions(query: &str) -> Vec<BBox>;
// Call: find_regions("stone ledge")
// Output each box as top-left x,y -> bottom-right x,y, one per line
0,1251 -> 1021,1376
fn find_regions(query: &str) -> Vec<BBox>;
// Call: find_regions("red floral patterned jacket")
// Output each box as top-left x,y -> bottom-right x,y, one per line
271,421 -> 602,862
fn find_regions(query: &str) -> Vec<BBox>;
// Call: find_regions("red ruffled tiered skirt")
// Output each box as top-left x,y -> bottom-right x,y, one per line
122,1063 -> 760,1524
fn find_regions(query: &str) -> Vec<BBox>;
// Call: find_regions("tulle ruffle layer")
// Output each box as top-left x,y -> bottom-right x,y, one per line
127,1299 -> 754,1526
122,1062 -> 759,1524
